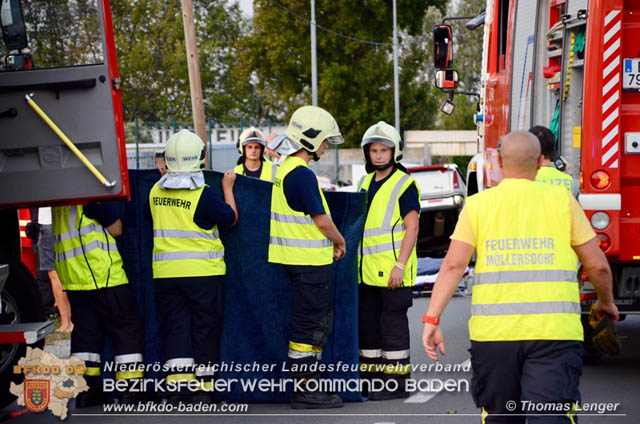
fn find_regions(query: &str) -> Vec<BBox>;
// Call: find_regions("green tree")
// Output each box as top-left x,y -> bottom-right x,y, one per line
421,0 -> 484,130
111,0 -> 248,123
237,0 -> 446,147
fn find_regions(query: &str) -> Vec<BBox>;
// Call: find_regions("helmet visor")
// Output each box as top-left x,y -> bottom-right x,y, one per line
242,138 -> 266,147
325,135 -> 344,145
361,137 -> 395,149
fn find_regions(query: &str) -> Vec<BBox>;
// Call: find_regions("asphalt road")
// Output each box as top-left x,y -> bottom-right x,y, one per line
3,295 -> 639,423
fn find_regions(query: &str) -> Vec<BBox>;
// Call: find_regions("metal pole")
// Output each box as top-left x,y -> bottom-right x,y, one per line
311,0 -> 318,106
392,0 -> 400,133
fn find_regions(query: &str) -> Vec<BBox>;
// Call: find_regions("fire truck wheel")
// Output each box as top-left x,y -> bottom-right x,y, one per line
0,259 -> 45,409
581,313 -> 603,365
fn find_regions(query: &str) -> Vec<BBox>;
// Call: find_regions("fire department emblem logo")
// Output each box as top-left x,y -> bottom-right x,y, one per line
24,380 -> 50,412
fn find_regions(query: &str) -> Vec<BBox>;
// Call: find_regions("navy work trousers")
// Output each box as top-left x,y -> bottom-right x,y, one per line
470,340 -> 583,423
154,275 -> 224,374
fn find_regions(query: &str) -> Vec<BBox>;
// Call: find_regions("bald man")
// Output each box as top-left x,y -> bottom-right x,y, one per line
421,131 -> 618,423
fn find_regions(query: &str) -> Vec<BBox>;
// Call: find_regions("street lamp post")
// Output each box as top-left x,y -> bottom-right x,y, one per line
311,0 -> 318,106
392,0 -> 400,133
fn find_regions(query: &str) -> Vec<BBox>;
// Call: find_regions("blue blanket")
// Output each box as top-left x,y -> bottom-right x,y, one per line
113,169 -> 366,402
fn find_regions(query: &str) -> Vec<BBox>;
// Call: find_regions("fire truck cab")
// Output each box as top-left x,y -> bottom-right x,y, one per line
0,0 -> 128,406
435,0 -> 640,356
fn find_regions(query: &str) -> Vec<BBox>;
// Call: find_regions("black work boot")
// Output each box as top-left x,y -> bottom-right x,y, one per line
75,376 -> 109,408
290,375 -> 343,409
367,376 -> 410,401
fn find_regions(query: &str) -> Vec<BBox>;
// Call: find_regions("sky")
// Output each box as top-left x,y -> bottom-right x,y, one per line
237,0 -> 253,16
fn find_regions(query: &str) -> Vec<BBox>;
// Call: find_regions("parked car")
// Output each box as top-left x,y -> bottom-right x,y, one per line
407,164 -> 466,258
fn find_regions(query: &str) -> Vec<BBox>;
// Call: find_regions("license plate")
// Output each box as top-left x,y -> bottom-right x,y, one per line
623,58 -> 640,90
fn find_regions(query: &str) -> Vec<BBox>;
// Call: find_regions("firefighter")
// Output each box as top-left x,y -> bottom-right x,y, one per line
234,126 -> 277,182
357,121 -> 420,400
148,129 -> 238,404
422,131 -> 618,423
530,125 -> 575,195
52,203 -> 145,407
268,105 -> 346,409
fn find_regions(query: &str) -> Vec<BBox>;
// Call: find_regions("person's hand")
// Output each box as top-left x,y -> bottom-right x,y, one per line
333,241 -> 346,260
222,170 -> 236,190
593,298 -> 619,322
388,265 -> 404,290
422,323 -> 445,361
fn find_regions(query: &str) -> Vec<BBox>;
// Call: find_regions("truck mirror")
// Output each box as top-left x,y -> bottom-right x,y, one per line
433,24 -> 453,69
435,69 -> 459,90
0,0 -> 28,51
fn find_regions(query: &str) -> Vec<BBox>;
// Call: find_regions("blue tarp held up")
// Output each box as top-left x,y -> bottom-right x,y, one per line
114,169 -> 366,402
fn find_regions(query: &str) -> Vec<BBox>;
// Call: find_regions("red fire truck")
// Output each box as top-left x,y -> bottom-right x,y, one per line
0,0 -> 129,406
434,0 -> 640,352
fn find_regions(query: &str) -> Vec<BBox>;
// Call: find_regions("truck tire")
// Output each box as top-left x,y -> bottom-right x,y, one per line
0,259 -> 46,409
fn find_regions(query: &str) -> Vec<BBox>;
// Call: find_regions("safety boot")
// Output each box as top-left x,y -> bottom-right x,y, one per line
290,375 -> 343,409
291,390 -> 344,409
75,376 -> 109,408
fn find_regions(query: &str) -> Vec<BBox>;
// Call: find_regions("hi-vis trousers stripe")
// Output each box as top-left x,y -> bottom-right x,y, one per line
55,240 -> 118,262
153,229 -> 219,240
474,270 -> 577,285
153,250 -> 224,261
471,301 -> 580,316
359,349 -> 382,358
270,236 -> 331,248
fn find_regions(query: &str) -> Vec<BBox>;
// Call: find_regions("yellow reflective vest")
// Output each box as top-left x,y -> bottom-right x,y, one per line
268,156 -> 333,266
467,179 -> 582,341
358,170 -> 418,287
149,184 -> 225,278
536,166 -> 574,194
234,161 -> 277,182
52,205 -> 128,291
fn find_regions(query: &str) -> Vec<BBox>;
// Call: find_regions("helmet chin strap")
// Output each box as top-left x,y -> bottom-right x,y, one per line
373,161 -> 393,171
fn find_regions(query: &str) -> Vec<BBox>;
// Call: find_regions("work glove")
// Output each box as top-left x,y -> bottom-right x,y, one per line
589,304 -> 621,356
25,222 -> 41,243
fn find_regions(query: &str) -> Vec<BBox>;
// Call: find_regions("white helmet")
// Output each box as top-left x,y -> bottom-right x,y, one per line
361,121 -> 404,164
164,129 -> 205,173
238,127 -> 266,154
284,105 -> 343,153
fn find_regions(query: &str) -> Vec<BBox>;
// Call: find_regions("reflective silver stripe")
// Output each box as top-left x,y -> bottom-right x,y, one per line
165,358 -> 194,368
153,250 -> 224,262
471,301 -> 581,316
357,176 -> 367,192
69,205 -> 77,231
271,164 -> 277,182
316,352 -> 323,360
474,270 -> 578,285
382,175 -> 410,227
269,236 -> 332,248
72,352 -> 101,363
359,349 -> 382,359
288,349 -> 316,359
114,353 -> 143,364
382,349 -> 410,360
56,223 -> 100,243
363,224 -> 405,239
361,241 -> 396,256
55,240 -> 118,262
153,229 -> 219,240
270,212 -> 314,225
195,367 -> 215,377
